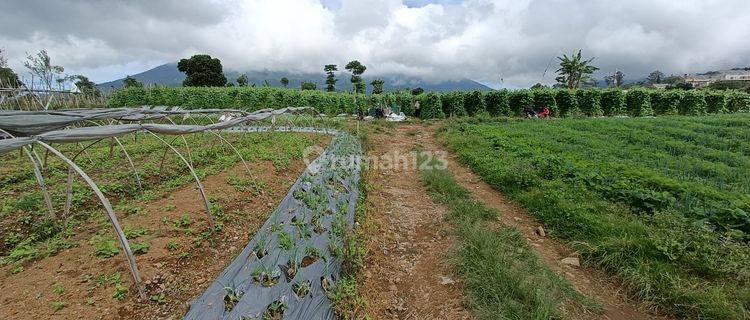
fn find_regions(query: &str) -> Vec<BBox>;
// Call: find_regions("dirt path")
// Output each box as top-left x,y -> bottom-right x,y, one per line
361,123 -> 665,320
422,123 -> 665,320
359,124 -> 470,320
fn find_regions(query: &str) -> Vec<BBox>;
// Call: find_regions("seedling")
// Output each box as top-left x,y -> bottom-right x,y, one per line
293,280 -> 312,298
268,214 -> 283,233
252,257 -> 281,287
253,234 -> 268,259
222,284 -> 243,311
262,297 -> 288,320
90,235 -> 119,258
130,241 -> 150,255
53,282 -> 65,295
284,247 -> 302,281
166,239 -> 180,251
150,292 -> 166,304
123,225 -> 149,239
51,301 -> 66,311
173,214 -> 193,228
277,231 -> 293,251
113,283 -> 128,300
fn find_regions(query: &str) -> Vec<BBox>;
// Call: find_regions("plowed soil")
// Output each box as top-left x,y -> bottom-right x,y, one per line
0,136 -> 327,320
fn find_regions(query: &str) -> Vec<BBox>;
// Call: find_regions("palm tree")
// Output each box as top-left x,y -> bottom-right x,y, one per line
555,50 -> 599,89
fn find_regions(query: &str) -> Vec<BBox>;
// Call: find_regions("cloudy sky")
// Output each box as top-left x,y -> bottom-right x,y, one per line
1,0 -> 749,87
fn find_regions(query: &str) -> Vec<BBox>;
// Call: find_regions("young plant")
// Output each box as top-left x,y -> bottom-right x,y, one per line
293,280 -> 312,298
130,241 -> 150,255
277,231 -> 293,251
222,283 -> 243,311
90,235 -> 119,258
252,263 -> 281,287
165,239 -> 180,251
262,297 -> 288,320
253,234 -> 268,259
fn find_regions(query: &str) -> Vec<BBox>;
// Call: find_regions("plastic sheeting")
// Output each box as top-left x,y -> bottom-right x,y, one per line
0,106 -> 315,136
183,132 -> 362,320
0,107 -> 318,154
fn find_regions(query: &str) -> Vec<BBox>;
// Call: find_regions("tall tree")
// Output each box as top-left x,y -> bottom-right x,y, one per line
73,75 -> 100,97
605,70 -> 625,87
123,75 -> 143,88
411,87 -> 424,95
0,49 -> 20,87
0,48 -> 6,67
370,79 -> 385,94
324,64 -> 338,92
177,54 -> 227,87
345,60 -> 367,94
647,70 -> 665,84
24,49 -> 64,91
280,77 -> 289,87
300,81 -> 316,90
555,50 -> 599,89
236,74 -> 248,87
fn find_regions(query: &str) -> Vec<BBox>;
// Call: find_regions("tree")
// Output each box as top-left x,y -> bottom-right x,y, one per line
0,48 -> 6,67
0,67 -> 20,87
301,81 -> 317,90
647,70 -> 665,84
345,60 -> 367,94
371,79 -> 384,94
0,49 -> 20,87
604,70 -> 624,87
177,54 -> 227,87
24,49 -> 65,91
555,50 -> 599,89
236,74 -> 248,87
411,87 -> 424,95
123,75 -> 143,88
324,64 -> 338,92
281,77 -> 289,87
73,75 -> 100,97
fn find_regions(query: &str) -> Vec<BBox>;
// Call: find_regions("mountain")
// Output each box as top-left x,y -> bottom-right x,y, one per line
97,63 -> 491,93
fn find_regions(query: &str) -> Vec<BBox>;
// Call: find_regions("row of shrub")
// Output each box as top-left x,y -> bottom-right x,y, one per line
107,86 -> 750,119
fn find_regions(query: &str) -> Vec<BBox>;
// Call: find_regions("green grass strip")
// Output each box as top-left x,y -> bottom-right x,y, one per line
416,150 -> 601,320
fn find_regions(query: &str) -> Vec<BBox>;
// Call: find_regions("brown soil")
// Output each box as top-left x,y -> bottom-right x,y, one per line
360,123 -> 666,320
359,123 -> 471,320
0,136 -> 327,320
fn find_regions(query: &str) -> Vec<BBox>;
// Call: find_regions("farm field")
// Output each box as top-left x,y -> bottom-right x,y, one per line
0,129 -> 328,319
439,114 -> 750,319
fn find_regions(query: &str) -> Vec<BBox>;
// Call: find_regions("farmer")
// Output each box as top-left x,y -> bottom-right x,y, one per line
538,107 -> 551,118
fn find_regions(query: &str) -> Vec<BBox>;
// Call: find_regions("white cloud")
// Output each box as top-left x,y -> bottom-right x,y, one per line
1,0 -> 749,86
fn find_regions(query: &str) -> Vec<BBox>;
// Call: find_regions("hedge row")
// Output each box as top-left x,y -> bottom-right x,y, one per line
107,86 -> 750,119
107,86 -> 367,115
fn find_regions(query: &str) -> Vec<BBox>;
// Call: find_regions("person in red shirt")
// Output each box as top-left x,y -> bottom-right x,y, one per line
539,107 -> 551,118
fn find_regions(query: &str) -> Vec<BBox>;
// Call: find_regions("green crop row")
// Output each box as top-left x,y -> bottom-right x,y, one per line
107,86 -> 750,119
440,114 -> 750,319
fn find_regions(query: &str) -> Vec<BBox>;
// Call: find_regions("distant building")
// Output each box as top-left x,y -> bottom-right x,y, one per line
683,69 -> 750,88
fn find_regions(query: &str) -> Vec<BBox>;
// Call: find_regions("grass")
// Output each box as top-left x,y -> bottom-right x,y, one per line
416,148 -> 601,319
439,114 -> 750,319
